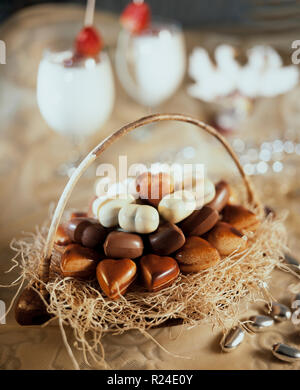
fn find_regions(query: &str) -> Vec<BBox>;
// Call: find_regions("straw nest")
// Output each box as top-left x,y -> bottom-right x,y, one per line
8,206 -> 288,367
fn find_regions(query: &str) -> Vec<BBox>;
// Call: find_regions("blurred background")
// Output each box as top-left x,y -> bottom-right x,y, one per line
1,0 -> 300,369
2,0 -> 300,31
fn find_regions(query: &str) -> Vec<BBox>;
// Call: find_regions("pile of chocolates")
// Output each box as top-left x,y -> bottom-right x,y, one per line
54,171 -> 260,300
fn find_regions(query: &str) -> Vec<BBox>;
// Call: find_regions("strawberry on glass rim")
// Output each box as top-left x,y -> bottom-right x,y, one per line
121,0 -> 151,34
75,25 -> 103,57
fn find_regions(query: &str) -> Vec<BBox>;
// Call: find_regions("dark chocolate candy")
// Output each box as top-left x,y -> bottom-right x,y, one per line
66,218 -> 92,242
207,180 -> 230,212
179,206 -> 219,236
103,231 -> 144,259
81,223 -> 107,248
15,286 -> 51,326
66,217 -> 106,248
148,222 -> 185,255
140,254 -> 180,292
96,258 -> 137,299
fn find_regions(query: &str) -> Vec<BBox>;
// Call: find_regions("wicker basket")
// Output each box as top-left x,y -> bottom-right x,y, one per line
12,113 -> 286,368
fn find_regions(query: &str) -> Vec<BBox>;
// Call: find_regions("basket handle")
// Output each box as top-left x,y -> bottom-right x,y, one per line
39,113 -> 261,284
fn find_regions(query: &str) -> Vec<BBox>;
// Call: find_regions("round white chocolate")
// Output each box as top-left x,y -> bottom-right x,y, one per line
158,190 -> 196,223
203,179 -> 216,205
118,204 -> 159,234
92,195 -> 107,217
187,178 -> 216,209
97,195 -> 135,227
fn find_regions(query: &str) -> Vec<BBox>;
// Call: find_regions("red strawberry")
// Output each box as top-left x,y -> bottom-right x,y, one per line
75,26 -> 103,57
120,1 -> 151,34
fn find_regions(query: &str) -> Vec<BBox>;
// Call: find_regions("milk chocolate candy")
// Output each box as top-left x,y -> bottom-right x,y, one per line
136,172 -> 174,207
60,244 -> 100,279
222,204 -> 260,232
140,254 -> 180,292
54,224 -> 72,246
207,180 -> 230,212
70,211 -> 88,219
175,236 -> 221,273
96,258 -> 137,299
15,286 -> 51,326
103,231 -> 144,259
206,221 -> 247,256
179,206 -> 219,237
148,222 -> 185,255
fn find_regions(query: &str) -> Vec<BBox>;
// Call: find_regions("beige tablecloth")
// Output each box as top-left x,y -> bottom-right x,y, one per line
1,4 -> 300,370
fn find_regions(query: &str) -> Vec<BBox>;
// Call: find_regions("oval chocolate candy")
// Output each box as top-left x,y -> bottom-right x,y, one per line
81,223 -> 107,248
103,231 -> 144,259
179,206 -> 219,237
67,218 -> 92,242
148,222 -> 185,255
207,180 -> 230,212
66,217 -> 107,248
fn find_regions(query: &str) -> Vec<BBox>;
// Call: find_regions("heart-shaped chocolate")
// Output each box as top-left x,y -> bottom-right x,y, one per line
96,258 -> 137,299
140,254 -> 180,292
60,244 -> 100,280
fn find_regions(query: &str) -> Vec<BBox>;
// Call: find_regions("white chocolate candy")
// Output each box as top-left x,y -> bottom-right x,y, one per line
94,177 -> 112,198
158,190 -> 196,223
118,204 -> 159,234
173,172 -> 215,209
188,177 -> 216,208
92,195 -> 107,217
95,195 -> 135,228
202,179 -> 216,205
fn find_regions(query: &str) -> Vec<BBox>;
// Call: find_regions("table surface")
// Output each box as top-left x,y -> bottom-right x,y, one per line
1,4 -> 300,370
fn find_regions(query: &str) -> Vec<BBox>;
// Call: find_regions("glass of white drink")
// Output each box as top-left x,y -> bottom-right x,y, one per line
36,21 -> 115,175
37,49 -> 115,139
115,20 -> 185,108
